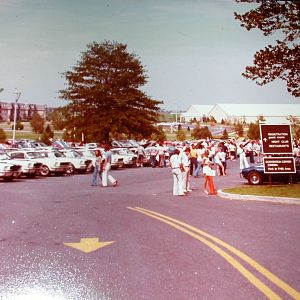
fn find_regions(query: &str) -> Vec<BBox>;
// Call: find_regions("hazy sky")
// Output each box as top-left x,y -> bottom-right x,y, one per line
0,0 -> 297,110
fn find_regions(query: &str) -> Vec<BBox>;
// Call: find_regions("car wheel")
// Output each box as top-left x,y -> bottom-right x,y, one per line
247,171 -> 263,185
66,164 -> 75,174
40,165 -> 50,176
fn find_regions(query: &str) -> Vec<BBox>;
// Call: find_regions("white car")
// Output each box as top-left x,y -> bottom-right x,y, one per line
90,148 -> 124,169
0,161 -> 22,181
73,148 -> 96,172
1,151 -> 42,178
59,149 -> 91,174
111,148 -> 137,167
9,150 -> 71,177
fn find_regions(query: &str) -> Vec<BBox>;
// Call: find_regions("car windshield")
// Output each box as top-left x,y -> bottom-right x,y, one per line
72,151 -> 81,158
27,152 -> 43,158
38,152 -> 50,158
54,151 -> 65,158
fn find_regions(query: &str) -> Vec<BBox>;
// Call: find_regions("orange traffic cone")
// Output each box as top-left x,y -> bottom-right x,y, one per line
208,176 -> 217,195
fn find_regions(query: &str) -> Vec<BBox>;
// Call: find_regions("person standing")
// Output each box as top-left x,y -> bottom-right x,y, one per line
150,144 -> 158,168
237,144 -> 249,172
179,147 -> 192,193
136,144 -> 145,167
158,142 -> 165,167
102,144 -> 118,187
202,150 -> 217,195
214,148 -> 225,176
190,144 -> 198,176
169,149 -> 184,196
193,143 -> 205,177
91,149 -> 102,186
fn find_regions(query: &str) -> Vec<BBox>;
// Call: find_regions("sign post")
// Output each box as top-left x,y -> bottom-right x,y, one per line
260,124 -> 295,185
260,124 -> 293,154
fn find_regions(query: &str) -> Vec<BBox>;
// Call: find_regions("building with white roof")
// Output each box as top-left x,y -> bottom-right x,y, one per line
181,103 -> 300,124
209,103 -> 300,124
181,105 -> 214,122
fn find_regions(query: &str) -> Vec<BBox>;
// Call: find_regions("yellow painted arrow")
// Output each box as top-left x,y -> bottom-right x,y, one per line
64,238 -> 115,253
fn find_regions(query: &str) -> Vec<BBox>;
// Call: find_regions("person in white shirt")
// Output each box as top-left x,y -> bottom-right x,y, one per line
169,149 -> 184,196
237,144 -> 249,172
179,147 -> 192,193
214,148 -> 225,176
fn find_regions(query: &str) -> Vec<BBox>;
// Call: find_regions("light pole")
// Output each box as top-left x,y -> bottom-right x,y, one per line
12,89 -> 21,145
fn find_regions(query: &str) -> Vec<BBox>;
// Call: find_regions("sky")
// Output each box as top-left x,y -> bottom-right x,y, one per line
0,0 -> 298,111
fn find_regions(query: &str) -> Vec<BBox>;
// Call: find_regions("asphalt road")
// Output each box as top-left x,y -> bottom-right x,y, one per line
1,161 -> 300,300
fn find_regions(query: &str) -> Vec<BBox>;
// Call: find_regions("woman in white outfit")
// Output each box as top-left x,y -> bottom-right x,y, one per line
169,149 -> 184,196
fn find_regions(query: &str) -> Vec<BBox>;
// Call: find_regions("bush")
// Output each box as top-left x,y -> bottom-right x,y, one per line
11,121 -> 24,130
0,128 -> 7,142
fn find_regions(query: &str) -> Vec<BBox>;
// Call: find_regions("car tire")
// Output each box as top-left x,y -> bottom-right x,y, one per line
66,164 -> 75,174
247,171 -> 263,185
40,165 -> 50,177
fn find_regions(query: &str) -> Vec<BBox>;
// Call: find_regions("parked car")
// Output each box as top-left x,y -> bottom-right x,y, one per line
111,148 -> 137,167
0,161 -> 22,181
241,161 -> 300,185
59,149 -> 91,174
69,148 -> 95,172
2,151 -> 42,178
89,148 -> 125,169
16,150 -> 71,176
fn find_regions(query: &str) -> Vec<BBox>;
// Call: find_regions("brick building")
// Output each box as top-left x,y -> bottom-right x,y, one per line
0,101 -> 50,122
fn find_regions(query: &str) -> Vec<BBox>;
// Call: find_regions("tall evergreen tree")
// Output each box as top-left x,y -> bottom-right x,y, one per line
59,41 -> 162,142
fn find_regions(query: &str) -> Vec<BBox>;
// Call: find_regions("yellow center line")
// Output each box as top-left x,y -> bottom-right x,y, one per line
128,207 -> 300,300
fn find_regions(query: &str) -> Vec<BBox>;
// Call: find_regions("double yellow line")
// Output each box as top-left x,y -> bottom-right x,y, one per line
127,207 -> 300,300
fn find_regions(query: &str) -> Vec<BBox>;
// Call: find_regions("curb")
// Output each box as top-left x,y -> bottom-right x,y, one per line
217,189 -> 300,205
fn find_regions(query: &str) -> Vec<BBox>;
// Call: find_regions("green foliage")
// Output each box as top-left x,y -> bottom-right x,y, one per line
30,112 -> 45,134
235,0 -> 300,97
59,40 -> 162,143
11,121 -> 24,130
192,124 -> 212,139
151,126 -> 166,141
234,122 -> 244,137
0,127 -> 6,142
221,128 -> 229,140
295,126 -> 300,140
248,122 -> 260,140
210,116 -> 217,123
48,107 -> 68,130
176,128 -> 186,141
41,124 -> 54,145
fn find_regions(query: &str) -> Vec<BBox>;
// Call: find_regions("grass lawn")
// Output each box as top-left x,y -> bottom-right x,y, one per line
0,122 -> 63,140
223,184 -> 300,199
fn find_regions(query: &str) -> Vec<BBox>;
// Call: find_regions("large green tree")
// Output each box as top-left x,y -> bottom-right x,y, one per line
59,41 -> 162,142
30,112 -> 44,134
235,0 -> 300,97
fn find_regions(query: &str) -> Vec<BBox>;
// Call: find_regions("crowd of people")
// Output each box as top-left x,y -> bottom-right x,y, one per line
89,137 -> 300,193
